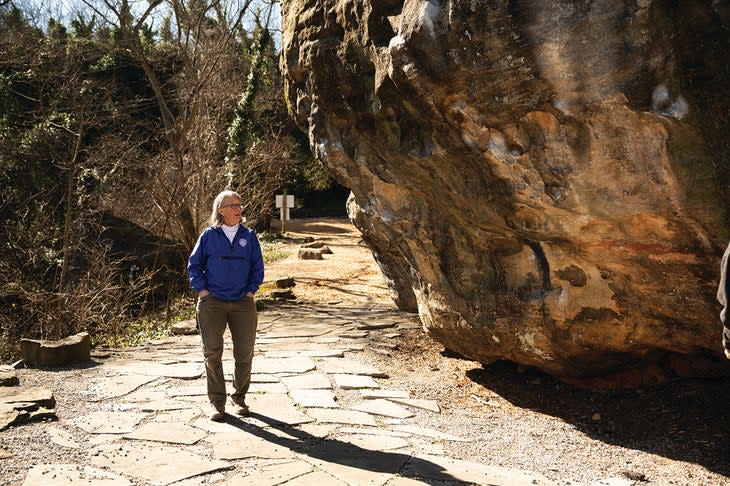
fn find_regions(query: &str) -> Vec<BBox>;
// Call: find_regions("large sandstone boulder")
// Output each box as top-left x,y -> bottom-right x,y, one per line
281,0 -> 730,385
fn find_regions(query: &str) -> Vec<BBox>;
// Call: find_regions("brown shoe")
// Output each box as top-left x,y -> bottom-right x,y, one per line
230,396 -> 249,415
209,403 -> 225,421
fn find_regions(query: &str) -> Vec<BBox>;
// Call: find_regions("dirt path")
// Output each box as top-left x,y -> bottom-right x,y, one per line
264,217 -> 393,308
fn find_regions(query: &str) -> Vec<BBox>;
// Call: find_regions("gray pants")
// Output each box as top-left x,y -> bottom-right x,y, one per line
196,295 -> 258,409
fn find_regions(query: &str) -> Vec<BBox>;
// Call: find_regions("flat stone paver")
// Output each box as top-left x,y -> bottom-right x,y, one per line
165,384 -> 206,397
386,478 -> 432,486
0,386 -> 54,406
209,431 -> 297,460
0,366 -> 18,386
338,433 -> 411,452
260,339 -> 347,355
219,459 -> 313,485
296,422 -> 338,438
87,433 -> 124,445
136,399 -> 191,412
124,422 -> 207,445
22,464 -> 133,486
251,373 -> 281,383
284,471 -> 347,486
265,349 -> 346,358
252,356 -> 317,374
89,375 -> 159,400
338,426 -> 411,438
352,399 -> 414,419
281,373 -> 332,390
315,358 -> 387,377
89,443 -> 232,485
250,382 -> 288,393
189,416 -> 249,434
289,388 -> 339,408
392,424 -> 470,442
390,398 -> 441,413
0,403 -> 20,430
68,411 -> 147,434
103,361 -> 203,379
338,330 -> 370,339
307,408 -> 378,426
361,389 -> 409,399
302,444 -> 412,486
246,393 -> 315,425
332,373 -> 381,389
310,336 -> 344,344
46,425 -> 80,448
262,322 -> 342,338
122,388 -> 167,402
152,408 -> 201,423
355,320 -> 398,330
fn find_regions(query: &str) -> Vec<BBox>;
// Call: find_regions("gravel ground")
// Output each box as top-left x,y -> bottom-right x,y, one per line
3,218 -> 729,485
354,325 -> 730,485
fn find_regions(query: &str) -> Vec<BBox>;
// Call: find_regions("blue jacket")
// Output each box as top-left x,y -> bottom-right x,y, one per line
187,225 -> 264,301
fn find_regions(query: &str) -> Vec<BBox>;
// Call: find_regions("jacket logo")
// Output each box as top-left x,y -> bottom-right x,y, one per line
239,238 -> 247,247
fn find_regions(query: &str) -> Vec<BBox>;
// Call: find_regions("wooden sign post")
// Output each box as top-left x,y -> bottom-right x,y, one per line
275,191 -> 295,233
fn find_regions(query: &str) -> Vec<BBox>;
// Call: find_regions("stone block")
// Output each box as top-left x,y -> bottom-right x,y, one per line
301,241 -> 333,254
172,319 -> 198,335
21,332 -> 91,367
300,241 -> 328,248
274,277 -> 295,288
0,366 -> 19,386
0,386 -> 56,430
298,248 -> 324,260
271,289 -> 295,300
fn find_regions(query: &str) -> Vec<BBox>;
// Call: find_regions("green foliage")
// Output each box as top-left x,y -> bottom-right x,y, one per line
259,233 -> 291,264
70,13 -> 96,39
93,297 -> 196,348
226,25 -> 272,160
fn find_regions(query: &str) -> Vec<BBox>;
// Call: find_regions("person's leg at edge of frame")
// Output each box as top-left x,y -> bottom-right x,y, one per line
197,295 -> 229,417
228,295 -> 258,414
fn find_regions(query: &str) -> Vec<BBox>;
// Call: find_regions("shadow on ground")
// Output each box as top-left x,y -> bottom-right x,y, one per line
222,412 -> 467,485
467,360 -> 730,479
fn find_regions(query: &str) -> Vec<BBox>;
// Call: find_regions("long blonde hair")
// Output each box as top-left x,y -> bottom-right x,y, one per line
210,190 -> 241,226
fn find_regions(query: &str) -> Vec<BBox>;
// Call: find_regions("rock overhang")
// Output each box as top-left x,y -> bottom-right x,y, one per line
281,0 -> 730,386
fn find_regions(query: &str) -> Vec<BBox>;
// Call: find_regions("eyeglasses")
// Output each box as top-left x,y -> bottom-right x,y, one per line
220,203 -> 242,209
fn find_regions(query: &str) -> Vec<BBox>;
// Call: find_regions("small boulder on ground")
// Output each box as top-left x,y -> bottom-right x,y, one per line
300,241 -> 328,248
171,319 -> 198,335
271,289 -> 296,300
298,248 -> 324,260
275,277 -> 296,288
0,366 -> 19,386
0,386 -> 56,430
20,332 -> 91,367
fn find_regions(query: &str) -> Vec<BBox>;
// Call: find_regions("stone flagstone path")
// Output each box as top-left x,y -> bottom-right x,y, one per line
6,303 -> 634,486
